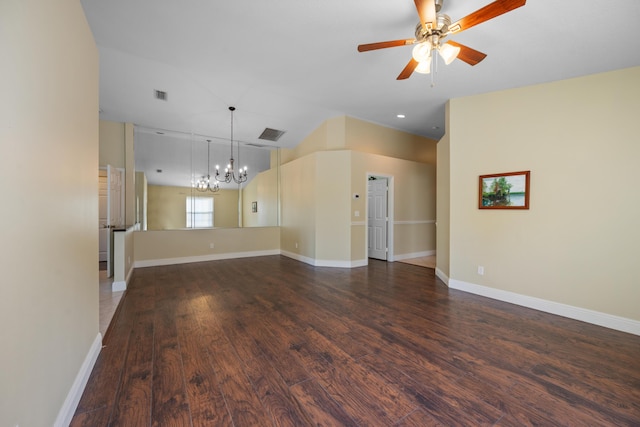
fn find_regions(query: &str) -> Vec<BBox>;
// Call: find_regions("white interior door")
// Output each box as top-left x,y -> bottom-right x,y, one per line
368,177 -> 388,260
104,165 -> 124,277
98,170 -> 108,262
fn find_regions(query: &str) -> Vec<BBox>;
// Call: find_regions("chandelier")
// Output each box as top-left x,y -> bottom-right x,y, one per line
215,106 -> 248,184
194,139 -> 219,193
411,14 -> 461,75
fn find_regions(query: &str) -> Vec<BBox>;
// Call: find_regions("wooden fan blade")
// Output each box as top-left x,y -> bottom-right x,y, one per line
448,0 -> 526,35
414,0 -> 437,30
358,39 -> 415,52
446,41 -> 487,66
397,58 -> 419,80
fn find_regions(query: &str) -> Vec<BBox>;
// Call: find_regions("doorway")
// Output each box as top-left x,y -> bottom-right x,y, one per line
367,175 -> 392,260
98,165 -> 124,277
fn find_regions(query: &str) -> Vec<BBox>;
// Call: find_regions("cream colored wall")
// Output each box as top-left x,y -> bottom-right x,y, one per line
281,115 -> 438,166
345,116 -> 437,164
242,167 -> 279,227
315,151 -> 352,262
99,120 -> 125,168
449,66 -> 640,321
0,2 -> 99,426
436,105 -> 451,282
147,185 -> 239,230
280,116 -> 437,265
280,153 -> 317,258
280,117 -> 341,164
124,123 -> 135,224
134,227 -> 280,262
351,151 -> 436,261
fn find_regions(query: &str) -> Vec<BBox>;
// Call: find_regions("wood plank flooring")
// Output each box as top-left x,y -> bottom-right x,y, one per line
72,256 -> 640,426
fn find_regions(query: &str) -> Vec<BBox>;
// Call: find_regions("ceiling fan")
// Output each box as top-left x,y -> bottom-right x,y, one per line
357,0 -> 526,80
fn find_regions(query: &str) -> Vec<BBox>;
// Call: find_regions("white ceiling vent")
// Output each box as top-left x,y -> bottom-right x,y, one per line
154,90 -> 168,101
258,128 -> 286,142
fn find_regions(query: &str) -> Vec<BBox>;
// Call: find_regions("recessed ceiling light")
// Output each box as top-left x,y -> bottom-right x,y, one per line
156,169 -> 163,173
397,114 -> 406,119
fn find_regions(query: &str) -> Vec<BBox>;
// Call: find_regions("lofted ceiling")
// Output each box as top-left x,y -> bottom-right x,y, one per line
82,0 -> 640,166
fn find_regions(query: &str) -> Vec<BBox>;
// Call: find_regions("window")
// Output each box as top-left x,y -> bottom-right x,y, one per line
186,197 -> 214,228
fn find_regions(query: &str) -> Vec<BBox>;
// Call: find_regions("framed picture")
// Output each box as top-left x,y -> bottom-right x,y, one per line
479,171 -> 530,209
251,201 -> 258,213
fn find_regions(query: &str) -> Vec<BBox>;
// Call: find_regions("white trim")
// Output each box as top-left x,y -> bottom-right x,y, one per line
280,250 -> 316,266
394,250 -> 436,261
112,261 -> 134,292
449,279 -> 640,336
54,333 -> 102,427
393,220 -> 436,225
435,268 -> 449,285
281,251 -> 368,268
112,281 -> 126,292
133,249 -> 280,268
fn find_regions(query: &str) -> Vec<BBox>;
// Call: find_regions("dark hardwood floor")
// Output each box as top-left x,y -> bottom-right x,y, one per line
72,256 -> 640,426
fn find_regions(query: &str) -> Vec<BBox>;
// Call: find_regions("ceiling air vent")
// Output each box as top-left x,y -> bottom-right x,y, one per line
246,143 -> 268,148
154,89 -> 168,101
258,127 -> 286,142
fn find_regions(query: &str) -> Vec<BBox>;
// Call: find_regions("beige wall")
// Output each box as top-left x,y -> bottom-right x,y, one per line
448,66 -> 640,322
0,1 -> 99,425
99,120 -> 125,168
147,185 -> 239,230
280,116 -> 437,266
280,152 -> 317,258
281,115 -> 438,165
436,104 -> 451,282
134,227 -> 280,263
241,167 -> 279,227
315,151 -> 352,262
344,116 -> 437,164
124,123 -> 135,224
280,148 -> 436,265
351,151 -> 436,261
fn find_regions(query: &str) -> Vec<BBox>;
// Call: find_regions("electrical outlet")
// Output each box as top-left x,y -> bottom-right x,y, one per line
477,266 -> 484,275
209,243 -> 215,249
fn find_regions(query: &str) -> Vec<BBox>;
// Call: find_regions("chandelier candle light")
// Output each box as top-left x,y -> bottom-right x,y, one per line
195,139 -> 220,193
215,106 -> 248,184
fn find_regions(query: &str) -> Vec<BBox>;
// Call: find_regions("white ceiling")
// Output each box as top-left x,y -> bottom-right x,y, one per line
82,0 -> 640,183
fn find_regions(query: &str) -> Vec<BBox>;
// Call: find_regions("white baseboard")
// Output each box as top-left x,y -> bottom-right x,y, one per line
435,267 -> 449,285
449,279 -> 640,336
281,251 -> 368,268
133,249 -> 281,268
54,333 -> 102,427
112,281 -> 126,292
393,250 -> 436,261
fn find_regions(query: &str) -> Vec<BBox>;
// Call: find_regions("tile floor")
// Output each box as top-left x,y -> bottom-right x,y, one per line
398,255 -> 436,269
99,270 -> 124,338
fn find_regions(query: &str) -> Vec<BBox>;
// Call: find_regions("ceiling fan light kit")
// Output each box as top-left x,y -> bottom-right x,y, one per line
357,0 -> 526,80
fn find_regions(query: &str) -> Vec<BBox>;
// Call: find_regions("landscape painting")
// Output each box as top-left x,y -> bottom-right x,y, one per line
479,171 -> 530,209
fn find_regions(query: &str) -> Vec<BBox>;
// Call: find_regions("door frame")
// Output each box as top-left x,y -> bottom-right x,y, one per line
366,173 -> 394,262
